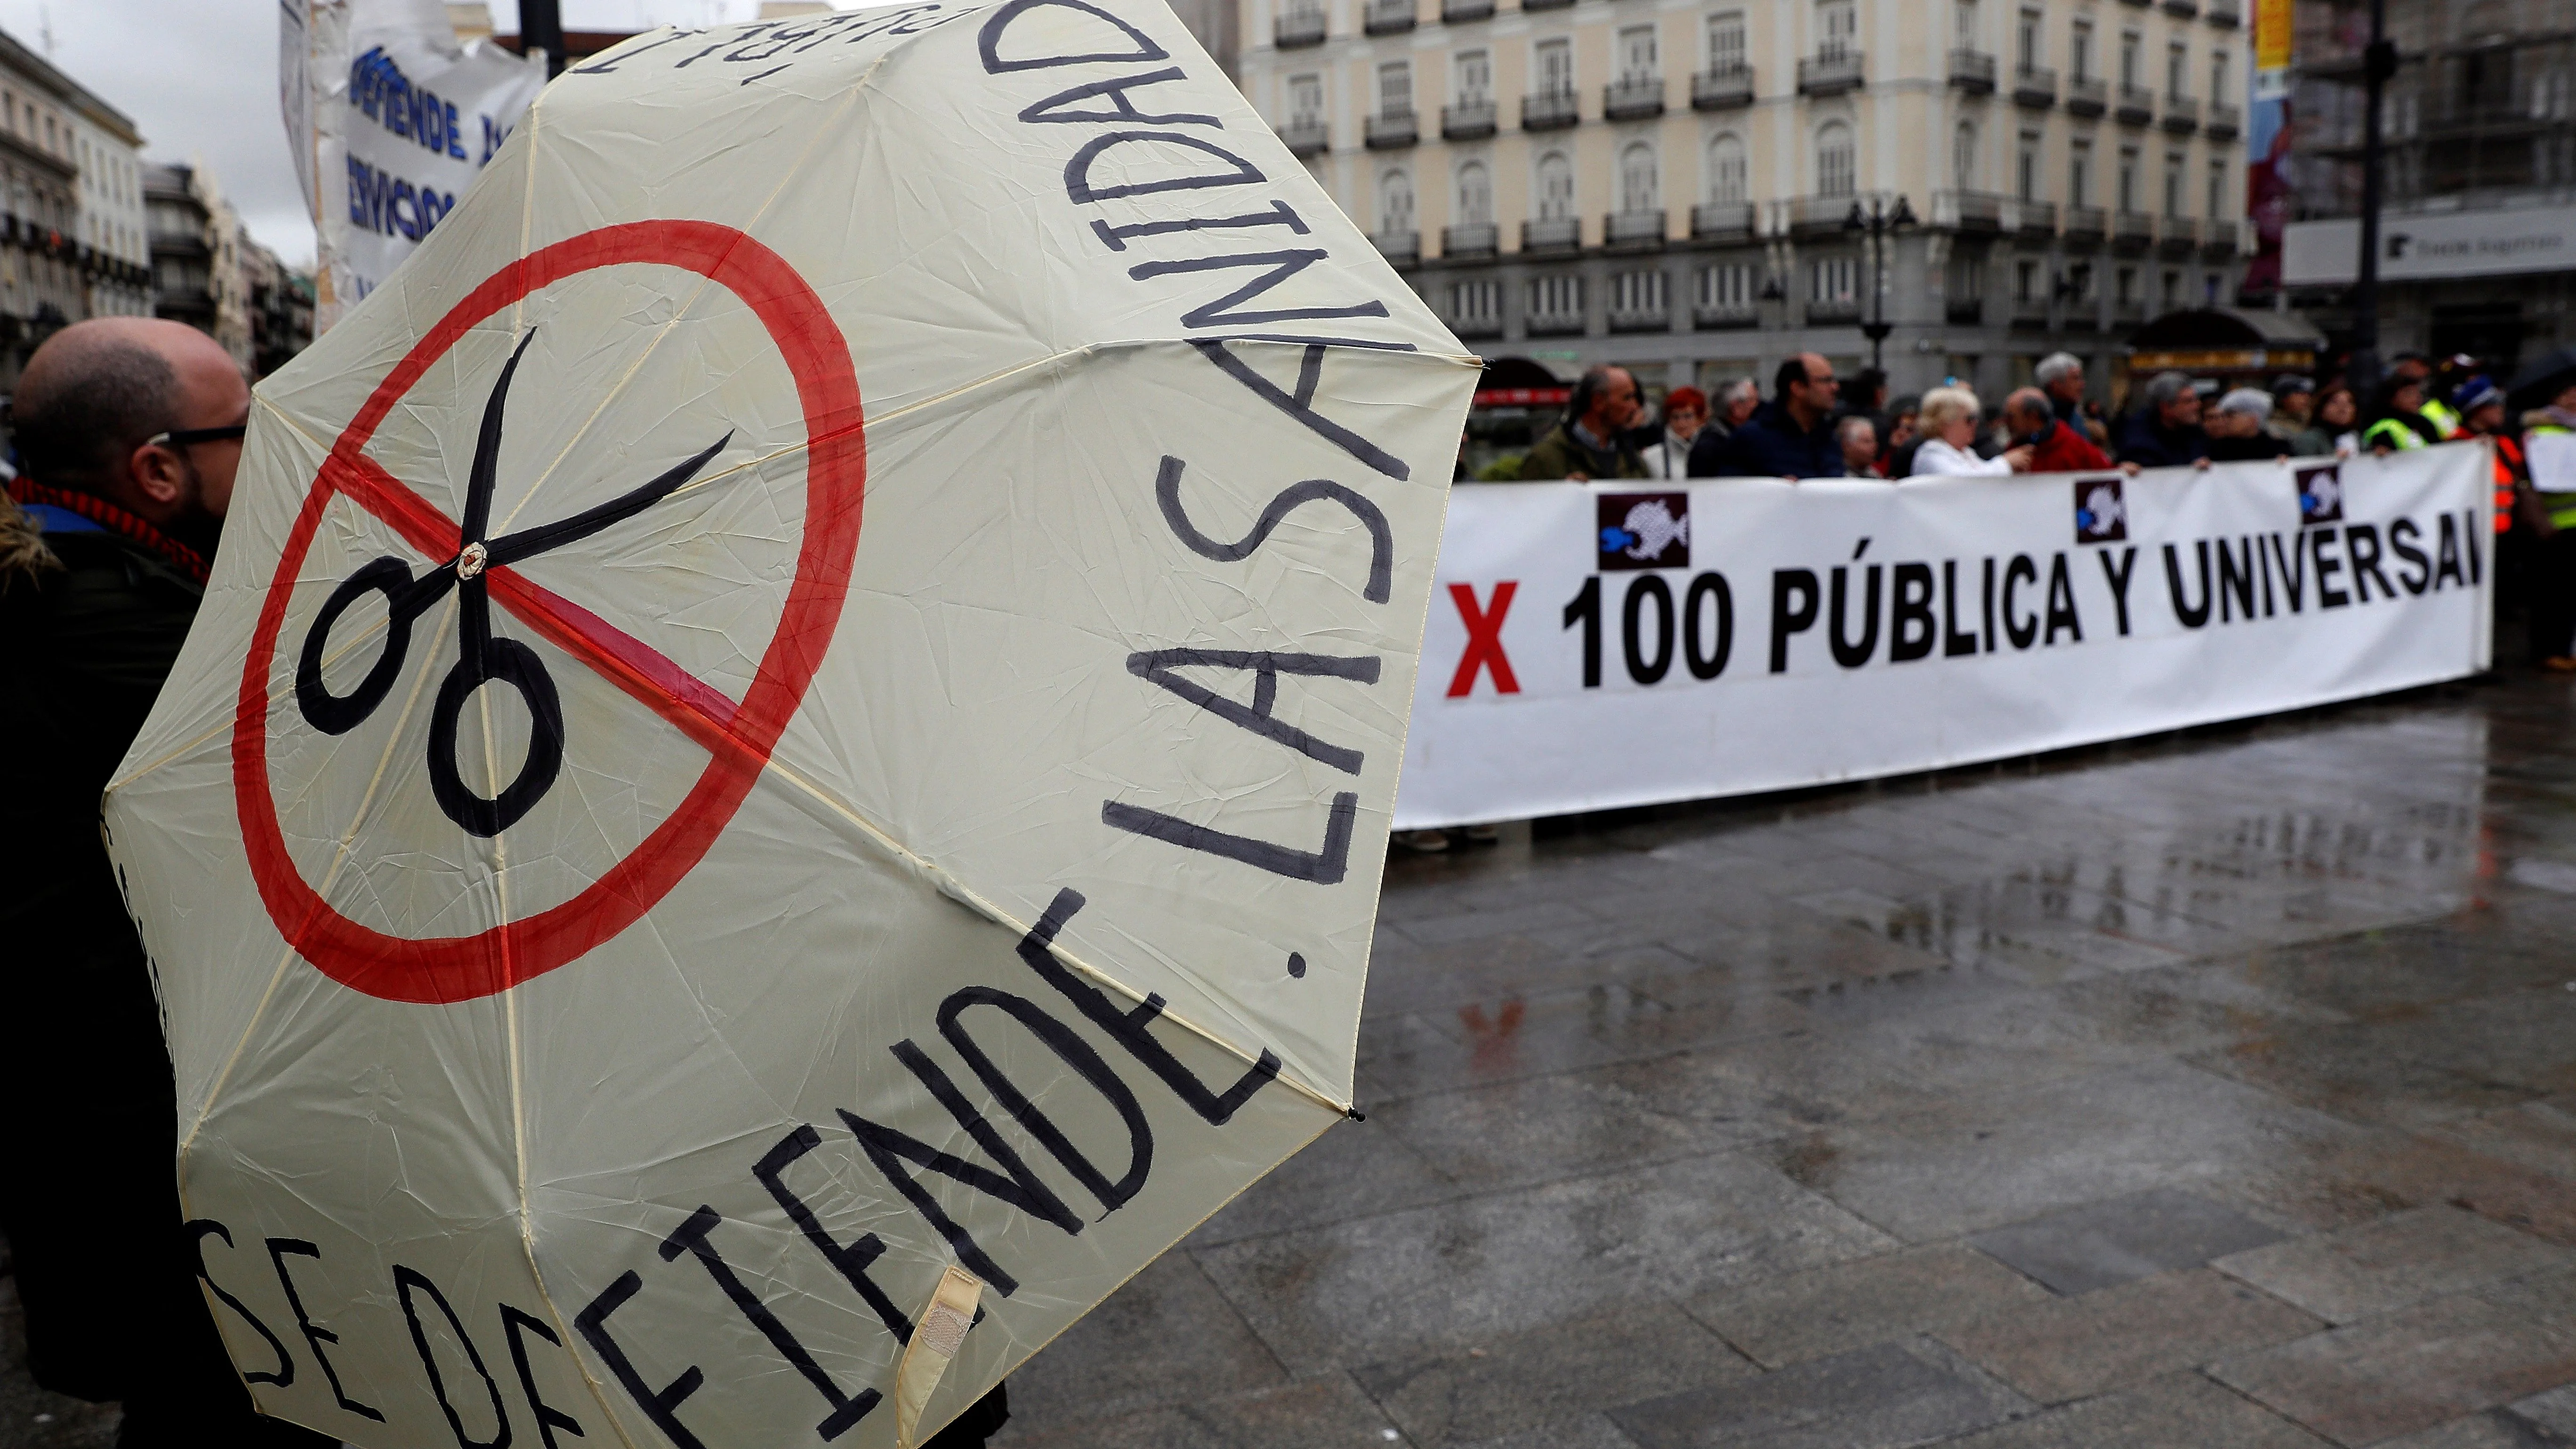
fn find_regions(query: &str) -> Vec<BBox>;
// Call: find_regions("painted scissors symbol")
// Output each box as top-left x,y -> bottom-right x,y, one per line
295,331 -> 733,837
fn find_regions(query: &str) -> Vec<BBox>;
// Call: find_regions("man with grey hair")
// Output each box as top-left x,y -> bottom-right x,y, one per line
0,320 -> 329,1448
2115,370 -> 2214,469
2004,386 -> 2120,473
1706,376 -> 1759,444
2207,387 -> 2294,461
2035,352 -> 2087,425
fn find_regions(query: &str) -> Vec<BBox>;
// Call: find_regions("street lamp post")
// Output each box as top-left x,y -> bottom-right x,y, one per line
523,0 -> 567,79
1843,193 -> 1916,374
2348,0 -> 2396,395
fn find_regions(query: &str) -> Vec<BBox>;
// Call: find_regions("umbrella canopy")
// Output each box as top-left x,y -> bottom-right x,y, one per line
103,6 -> 1472,1446
2507,346 -> 2576,416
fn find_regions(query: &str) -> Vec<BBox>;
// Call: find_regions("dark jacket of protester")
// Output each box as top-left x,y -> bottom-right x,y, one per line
2114,409 -> 2212,469
0,483 -> 234,1408
1519,419 -> 1647,480
2018,417 -> 2113,474
1688,400 -> 1845,478
2207,430 -> 2293,462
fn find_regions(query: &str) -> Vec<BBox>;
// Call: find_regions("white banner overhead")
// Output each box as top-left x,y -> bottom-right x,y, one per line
282,0 -> 547,331
1394,446 -> 2493,829
2282,205 -> 2576,285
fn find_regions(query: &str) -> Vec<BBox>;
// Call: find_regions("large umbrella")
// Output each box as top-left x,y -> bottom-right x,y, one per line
104,6 -> 1472,1445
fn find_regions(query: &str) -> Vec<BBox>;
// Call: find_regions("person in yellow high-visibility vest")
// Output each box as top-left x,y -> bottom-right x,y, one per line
2523,377 -> 2576,669
2361,375 -> 2433,454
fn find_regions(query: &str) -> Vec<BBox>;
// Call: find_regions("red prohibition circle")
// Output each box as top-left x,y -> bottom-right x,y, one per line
233,221 -> 864,1005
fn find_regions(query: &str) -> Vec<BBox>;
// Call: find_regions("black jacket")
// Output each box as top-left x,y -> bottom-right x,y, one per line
2115,410 -> 2213,469
0,496 -> 235,1406
1688,400 -> 1846,478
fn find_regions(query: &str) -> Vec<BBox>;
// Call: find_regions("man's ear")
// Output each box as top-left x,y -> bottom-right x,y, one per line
128,440 -> 185,507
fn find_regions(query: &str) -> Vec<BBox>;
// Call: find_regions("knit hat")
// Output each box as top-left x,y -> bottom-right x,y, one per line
2450,375 -> 2504,415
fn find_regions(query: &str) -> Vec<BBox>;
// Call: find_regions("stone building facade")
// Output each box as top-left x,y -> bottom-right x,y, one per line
1237,0 -> 2252,402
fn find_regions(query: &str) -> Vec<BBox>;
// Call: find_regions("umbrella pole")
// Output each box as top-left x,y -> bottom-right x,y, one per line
2349,0 -> 2395,395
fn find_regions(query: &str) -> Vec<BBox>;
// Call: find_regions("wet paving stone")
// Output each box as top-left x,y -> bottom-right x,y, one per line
1605,1340 -> 2026,1449
972,682 -> 2576,1449
1966,1188 -> 2291,1296
2214,1207 -> 2573,1325
2210,1264 -> 2576,1445
1930,1371 -> 2335,1448
1941,1267 -> 2323,1403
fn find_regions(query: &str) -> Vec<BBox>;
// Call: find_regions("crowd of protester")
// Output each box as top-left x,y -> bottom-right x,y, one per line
1489,347 -> 2576,672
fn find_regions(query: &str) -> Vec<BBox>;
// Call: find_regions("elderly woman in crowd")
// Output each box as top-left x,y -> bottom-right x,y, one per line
1639,386 -> 1707,480
2205,388 -> 2293,461
1907,387 -> 2032,477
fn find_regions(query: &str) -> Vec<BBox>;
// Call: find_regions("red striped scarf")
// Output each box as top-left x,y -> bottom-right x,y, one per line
7,476 -> 210,585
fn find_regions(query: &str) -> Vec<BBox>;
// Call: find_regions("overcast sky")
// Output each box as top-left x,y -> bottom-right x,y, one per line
0,0 -> 805,269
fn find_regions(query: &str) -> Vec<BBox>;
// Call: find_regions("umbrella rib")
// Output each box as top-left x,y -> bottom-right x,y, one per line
180,589 -> 467,1166
749,747 -> 1351,1117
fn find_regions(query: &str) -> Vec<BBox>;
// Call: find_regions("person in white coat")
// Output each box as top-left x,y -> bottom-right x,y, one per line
1907,386 -> 2031,477
1638,386 -> 1708,480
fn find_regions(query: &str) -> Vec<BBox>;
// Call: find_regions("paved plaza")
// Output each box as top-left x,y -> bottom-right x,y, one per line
9,676 -> 2576,1448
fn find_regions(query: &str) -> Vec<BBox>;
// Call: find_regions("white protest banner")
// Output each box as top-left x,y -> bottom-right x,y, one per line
282,0 -> 546,331
123,3 -> 1472,1446
1395,446 -> 2491,829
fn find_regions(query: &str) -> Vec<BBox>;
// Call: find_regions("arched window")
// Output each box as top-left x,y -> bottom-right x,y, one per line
1953,122 -> 1978,191
1536,151 -> 1574,220
1457,161 -> 1492,225
1816,121 -> 1855,197
1707,132 -> 1747,203
1380,169 -> 1415,233
1619,141 -> 1658,213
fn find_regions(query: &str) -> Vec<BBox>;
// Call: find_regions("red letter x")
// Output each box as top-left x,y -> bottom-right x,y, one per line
1446,581 -> 1520,697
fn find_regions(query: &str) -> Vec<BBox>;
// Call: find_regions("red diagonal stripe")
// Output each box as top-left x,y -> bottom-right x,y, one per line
325,451 -> 754,763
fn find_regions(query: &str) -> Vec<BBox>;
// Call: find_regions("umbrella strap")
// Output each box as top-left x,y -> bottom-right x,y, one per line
894,1264 -> 985,1448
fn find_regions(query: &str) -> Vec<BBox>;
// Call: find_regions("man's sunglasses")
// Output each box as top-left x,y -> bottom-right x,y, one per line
147,423 -> 248,450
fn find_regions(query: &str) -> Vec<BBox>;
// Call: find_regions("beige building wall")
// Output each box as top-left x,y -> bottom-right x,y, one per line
1240,0 -> 2254,395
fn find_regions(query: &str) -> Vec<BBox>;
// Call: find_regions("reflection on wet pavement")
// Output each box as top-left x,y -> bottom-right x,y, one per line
1000,676 -> 2576,1449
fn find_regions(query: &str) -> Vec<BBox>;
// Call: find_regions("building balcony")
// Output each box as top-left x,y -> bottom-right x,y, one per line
2012,293 -> 2052,324
1278,120 -> 1329,157
2206,0 -> 2240,24
1695,302 -> 1760,330
2203,219 -> 2240,256
1364,0 -> 1415,32
2161,0 -> 2198,15
2112,296 -> 2147,323
1366,109 -> 1419,148
1947,297 -> 1986,324
2062,203 -> 2108,242
1451,312 -> 1504,339
1521,89 -> 1579,129
2159,216 -> 2201,254
2161,95 -> 2200,134
2204,100 -> 2240,139
1441,100 -> 1497,139
2116,83 -> 2155,125
1442,221 -> 1499,259
1610,304 -> 1671,333
2066,75 -> 2108,116
1521,216 -> 1582,254
1934,190 -> 2006,231
1374,230 -> 1420,266
1604,76 -> 1666,120
1526,306 -> 1586,336
1692,65 -> 1756,109
1522,0 -> 1573,11
1949,48 -> 1997,93
1274,9 -> 1325,47
1806,298 -> 1862,325
1798,51 -> 1865,96
1785,193 -> 1859,238
1605,209 -> 1667,250
2112,209 -> 2156,249
1691,201 -> 1758,243
2012,64 -> 2058,108
1440,0 -> 1492,19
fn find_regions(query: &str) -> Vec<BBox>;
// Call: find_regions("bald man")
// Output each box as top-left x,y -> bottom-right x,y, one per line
0,322 -> 325,1447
